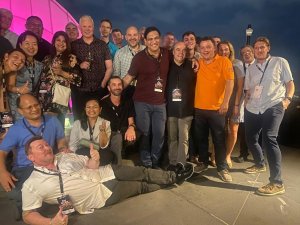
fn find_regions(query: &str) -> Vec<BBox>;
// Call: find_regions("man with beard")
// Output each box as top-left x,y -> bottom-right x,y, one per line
113,26 -> 145,99
100,76 -> 136,165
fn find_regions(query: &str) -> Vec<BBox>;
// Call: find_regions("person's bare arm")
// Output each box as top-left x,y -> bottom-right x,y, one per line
219,79 -> 234,115
282,80 -> 295,109
23,208 -> 68,225
233,77 -> 245,116
101,59 -> 113,88
122,74 -> 134,89
0,150 -> 17,192
124,117 -> 136,142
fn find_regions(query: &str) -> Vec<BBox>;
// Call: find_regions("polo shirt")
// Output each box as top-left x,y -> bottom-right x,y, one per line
0,115 -> 65,168
194,55 -> 234,110
128,48 -> 170,105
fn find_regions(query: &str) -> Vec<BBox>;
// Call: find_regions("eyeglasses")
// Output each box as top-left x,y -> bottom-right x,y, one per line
19,103 -> 41,111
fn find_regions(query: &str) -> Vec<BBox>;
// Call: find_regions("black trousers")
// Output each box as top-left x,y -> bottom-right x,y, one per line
104,165 -> 176,206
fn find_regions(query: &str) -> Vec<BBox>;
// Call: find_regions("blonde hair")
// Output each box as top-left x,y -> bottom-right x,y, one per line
79,15 -> 94,27
217,41 -> 236,62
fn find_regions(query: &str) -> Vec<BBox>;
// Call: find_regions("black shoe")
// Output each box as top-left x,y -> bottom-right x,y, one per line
176,163 -> 194,185
167,163 -> 184,173
194,162 -> 208,173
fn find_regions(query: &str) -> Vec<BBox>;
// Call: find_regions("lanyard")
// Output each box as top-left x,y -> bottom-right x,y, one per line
23,115 -> 46,137
256,57 -> 271,85
88,122 -> 95,141
34,165 -> 64,195
25,61 -> 36,92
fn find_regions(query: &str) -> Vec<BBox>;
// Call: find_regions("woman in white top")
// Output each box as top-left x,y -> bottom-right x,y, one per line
69,98 -> 114,164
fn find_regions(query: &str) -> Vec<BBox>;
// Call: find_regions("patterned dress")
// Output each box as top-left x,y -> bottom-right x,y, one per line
39,54 -> 81,120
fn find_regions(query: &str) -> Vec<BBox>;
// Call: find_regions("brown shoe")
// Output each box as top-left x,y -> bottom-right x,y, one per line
244,165 -> 266,174
218,169 -> 232,183
256,183 -> 285,196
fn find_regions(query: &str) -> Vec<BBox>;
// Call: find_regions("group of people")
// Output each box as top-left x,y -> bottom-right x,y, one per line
0,7 -> 295,224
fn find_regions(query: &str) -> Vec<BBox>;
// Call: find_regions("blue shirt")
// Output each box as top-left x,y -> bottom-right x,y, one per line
0,115 -> 65,168
107,41 -> 118,59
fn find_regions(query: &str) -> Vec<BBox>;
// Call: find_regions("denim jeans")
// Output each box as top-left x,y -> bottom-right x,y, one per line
134,102 -> 166,167
245,102 -> 285,184
104,165 -> 176,206
167,116 -> 193,165
193,109 -> 227,171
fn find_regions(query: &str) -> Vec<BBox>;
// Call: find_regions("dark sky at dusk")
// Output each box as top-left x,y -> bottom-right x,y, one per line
58,0 -> 300,90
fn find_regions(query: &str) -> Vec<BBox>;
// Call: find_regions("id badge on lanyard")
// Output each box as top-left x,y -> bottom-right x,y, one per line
154,76 -> 163,92
172,88 -> 182,101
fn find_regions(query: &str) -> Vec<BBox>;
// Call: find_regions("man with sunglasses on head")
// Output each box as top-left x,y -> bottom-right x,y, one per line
0,93 -> 68,219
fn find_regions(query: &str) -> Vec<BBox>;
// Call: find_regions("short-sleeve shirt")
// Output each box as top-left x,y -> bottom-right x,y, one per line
167,59 -> 196,118
100,95 -> 135,132
72,37 -> 112,92
22,153 -> 115,214
245,56 -> 293,114
194,55 -> 234,110
0,115 -> 65,168
128,48 -> 170,105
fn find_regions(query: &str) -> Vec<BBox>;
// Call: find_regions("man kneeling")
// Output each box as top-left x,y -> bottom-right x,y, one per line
22,136 -> 193,225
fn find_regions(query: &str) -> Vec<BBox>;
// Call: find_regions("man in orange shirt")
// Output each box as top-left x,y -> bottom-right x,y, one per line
193,36 -> 234,182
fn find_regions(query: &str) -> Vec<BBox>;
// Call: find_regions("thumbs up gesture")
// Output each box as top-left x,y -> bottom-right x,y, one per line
90,143 -> 100,162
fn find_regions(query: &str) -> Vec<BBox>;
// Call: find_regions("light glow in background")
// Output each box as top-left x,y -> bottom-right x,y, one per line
0,0 -> 80,42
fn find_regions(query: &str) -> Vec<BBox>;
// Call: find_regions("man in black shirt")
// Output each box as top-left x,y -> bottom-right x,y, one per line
166,42 -> 196,169
101,76 -> 136,164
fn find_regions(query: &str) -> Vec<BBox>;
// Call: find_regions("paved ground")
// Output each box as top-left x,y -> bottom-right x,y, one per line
1,145 -> 299,225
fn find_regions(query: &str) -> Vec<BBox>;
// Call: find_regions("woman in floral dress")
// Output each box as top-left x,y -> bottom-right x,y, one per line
39,31 -> 81,128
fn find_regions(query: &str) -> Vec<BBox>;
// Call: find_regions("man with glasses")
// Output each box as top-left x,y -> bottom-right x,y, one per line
0,93 -> 68,219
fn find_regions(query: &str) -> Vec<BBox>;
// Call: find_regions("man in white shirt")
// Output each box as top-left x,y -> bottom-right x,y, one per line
22,136 -> 193,224
244,37 -> 295,196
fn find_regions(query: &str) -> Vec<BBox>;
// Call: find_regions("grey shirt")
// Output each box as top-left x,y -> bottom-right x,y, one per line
245,56 -> 293,114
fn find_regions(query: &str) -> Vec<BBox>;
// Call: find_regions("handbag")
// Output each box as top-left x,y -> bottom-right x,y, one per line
50,66 -> 71,107
52,83 -> 71,107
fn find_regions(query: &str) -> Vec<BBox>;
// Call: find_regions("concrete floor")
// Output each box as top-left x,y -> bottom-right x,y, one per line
1,145 -> 300,225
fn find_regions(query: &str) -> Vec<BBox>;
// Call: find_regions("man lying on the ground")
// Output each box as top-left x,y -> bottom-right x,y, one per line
22,136 -> 193,225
